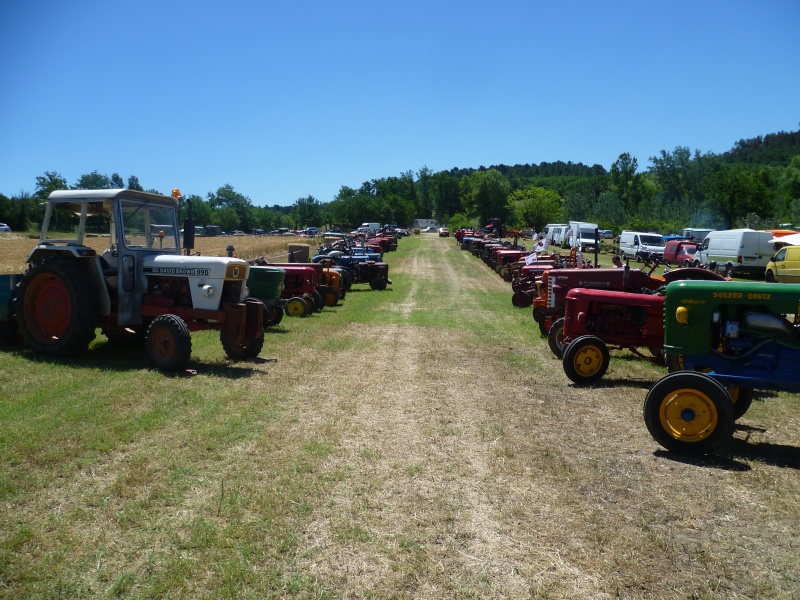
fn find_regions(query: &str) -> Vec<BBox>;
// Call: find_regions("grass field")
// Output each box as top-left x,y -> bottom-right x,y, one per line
0,234 -> 799,598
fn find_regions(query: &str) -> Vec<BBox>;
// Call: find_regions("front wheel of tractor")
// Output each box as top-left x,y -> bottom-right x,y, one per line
146,314 -> 192,372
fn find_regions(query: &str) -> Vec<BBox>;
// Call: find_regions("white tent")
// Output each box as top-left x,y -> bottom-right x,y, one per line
769,232 -> 800,245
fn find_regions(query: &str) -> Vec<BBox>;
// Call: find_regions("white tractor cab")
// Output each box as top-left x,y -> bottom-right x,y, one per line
16,188 -> 265,371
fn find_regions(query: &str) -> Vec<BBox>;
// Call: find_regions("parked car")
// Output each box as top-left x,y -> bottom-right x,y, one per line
766,245 -> 800,282
438,227 -> 450,237
0,223 -> 10,232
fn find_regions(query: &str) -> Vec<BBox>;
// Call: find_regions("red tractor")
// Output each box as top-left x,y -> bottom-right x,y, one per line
553,268 -> 727,385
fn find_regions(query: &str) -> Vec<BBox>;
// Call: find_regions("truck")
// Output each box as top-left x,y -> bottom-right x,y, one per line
1,189 -> 266,372
695,229 -> 778,278
643,280 -> 800,454
662,238 -> 699,267
567,221 -> 599,252
618,231 -> 666,262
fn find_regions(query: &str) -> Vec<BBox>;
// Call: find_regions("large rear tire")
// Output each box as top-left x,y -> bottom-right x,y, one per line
643,371 -> 735,454
15,256 -> 98,356
146,314 -> 192,372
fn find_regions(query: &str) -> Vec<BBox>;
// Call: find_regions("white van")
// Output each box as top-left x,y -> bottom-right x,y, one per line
540,223 -> 567,244
552,225 -> 569,247
618,231 -> 666,262
567,221 -> 599,252
359,222 -> 381,234
682,228 -> 713,242
696,229 -> 778,277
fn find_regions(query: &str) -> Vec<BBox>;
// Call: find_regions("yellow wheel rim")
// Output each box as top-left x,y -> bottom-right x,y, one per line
286,299 -> 305,316
571,344 -> 604,378
658,387 -> 718,442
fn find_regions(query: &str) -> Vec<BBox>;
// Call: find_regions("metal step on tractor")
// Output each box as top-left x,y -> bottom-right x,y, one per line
0,188 -> 266,372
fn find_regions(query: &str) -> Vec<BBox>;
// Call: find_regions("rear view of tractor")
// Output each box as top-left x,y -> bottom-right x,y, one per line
643,280 -> 800,454
11,189 -> 266,371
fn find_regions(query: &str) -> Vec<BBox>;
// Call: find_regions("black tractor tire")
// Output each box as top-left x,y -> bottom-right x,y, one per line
222,327 -> 265,360
547,317 -> 566,359
146,314 -> 192,372
666,354 -> 753,420
562,335 -> 610,385
312,289 -> 324,311
15,255 -> 99,356
370,276 -> 388,290
538,318 -> 549,337
643,371 -> 735,454
339,269 -> 353,291
511,290 -> 532,308
265,305 -> 284,327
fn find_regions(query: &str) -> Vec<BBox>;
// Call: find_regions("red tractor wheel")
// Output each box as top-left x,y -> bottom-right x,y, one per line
15,256 -> 99,356
146,314 -> 192,371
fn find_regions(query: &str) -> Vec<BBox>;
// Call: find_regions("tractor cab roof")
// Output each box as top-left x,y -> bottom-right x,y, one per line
47,189 -> 179,216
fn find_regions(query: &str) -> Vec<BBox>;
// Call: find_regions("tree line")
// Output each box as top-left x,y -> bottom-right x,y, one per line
2,129 -> 799,236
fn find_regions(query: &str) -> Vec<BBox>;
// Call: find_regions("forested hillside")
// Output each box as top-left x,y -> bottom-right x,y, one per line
2,128 -> 799,236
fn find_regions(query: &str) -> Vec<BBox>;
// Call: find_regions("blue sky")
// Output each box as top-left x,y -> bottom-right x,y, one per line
1,0 -> 798,206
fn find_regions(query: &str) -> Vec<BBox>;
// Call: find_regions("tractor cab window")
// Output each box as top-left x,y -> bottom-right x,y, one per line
119,199 -> 179,251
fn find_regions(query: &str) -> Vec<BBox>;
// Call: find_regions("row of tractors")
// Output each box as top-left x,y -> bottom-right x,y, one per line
461,234 -> 800,456
0,189 -> 394,374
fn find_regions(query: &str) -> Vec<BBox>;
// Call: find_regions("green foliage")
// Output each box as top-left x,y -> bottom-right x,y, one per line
292,195 -> 321,228
507,186 -> 561,231
13,126 -> 800,235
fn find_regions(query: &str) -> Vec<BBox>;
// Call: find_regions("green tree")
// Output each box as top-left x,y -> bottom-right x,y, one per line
74,171 -> 112,189
462,169 -> 510,225
432,171 -> 461,224
562,191 -> 593,221
705,165 -> 771,227
292,195 -> 321,228
127,175 -> 144,191
507,186 -> 561,232
593,191 -> 625,230
207,185 -> 255,231
33,171 -> 68,204
110,173 -> 124,188
610,153 -> 644,213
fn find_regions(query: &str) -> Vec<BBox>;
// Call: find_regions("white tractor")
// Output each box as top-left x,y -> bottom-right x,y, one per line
14,188 -> 265,371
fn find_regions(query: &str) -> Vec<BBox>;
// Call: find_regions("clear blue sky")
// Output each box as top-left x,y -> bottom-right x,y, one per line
1,0 -> 798,206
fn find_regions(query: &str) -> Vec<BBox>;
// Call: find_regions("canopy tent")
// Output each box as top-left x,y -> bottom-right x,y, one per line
769,232 -> 800,245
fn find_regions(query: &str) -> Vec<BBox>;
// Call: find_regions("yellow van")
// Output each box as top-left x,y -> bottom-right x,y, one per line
766,246 -> 800,282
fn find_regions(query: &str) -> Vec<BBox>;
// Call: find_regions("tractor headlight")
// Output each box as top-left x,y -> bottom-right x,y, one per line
201,284 -> 215,299
676,306 -> 689,325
